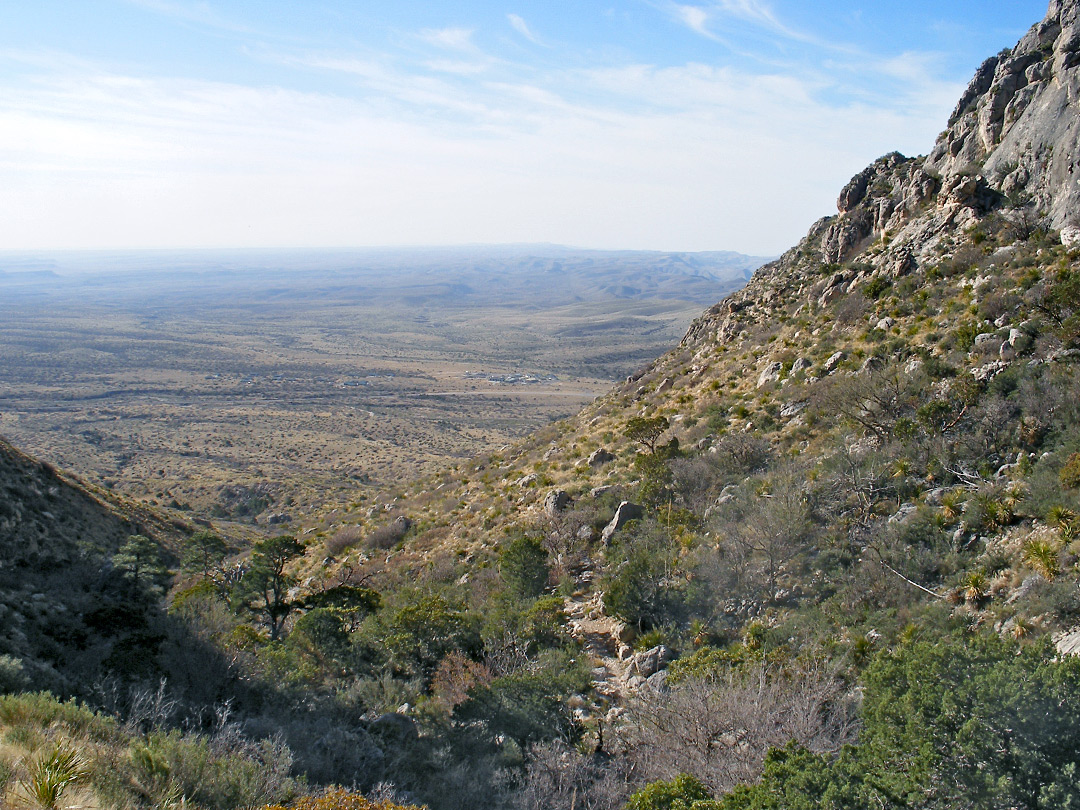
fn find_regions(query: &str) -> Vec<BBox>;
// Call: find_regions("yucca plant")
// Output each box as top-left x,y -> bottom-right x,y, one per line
1048,506 -> 1080,542
1002,483 -> 1025,515
1011,616 -> 1034,640
940,489 -> 965,523
960,570 -> 990,604
975,493 -> 1013,531
1022,538 -> 1061,581
21,744 -> 86,810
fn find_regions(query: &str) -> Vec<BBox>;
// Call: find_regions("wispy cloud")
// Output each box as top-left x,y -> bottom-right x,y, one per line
667,1 -> 834,50
0,2 -> 976,254
0,34 -> 962,254
419,26 -> 476,51
674,5 -> 715,39
507,14 -> 544,45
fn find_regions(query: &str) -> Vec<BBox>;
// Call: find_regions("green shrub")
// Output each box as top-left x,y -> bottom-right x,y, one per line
1061,453 -> 1080,489
499,536 -> 549,599
625,773 -> 716,810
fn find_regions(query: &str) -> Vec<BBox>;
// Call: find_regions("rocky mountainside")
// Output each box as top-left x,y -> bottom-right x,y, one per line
0,436 -> 173,562
0,435 -> 187,689
320,0 -> 1080,566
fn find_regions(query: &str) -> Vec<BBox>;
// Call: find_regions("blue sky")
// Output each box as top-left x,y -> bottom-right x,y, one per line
0,1 -> 1047,254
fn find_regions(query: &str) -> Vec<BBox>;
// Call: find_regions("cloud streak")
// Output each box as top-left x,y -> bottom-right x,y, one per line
0,4 -> 981,254
507,14 -> 544,45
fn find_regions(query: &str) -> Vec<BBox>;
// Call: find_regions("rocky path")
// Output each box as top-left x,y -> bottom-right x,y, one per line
563,575 -> 671,722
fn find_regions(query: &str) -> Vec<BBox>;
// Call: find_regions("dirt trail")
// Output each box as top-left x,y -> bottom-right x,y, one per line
564,575 -> 634,719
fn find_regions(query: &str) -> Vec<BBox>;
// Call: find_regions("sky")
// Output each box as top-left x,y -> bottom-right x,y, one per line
0,1 -> 1049,255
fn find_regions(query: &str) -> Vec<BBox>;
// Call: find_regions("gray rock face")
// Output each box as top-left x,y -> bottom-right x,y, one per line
588,448 -> 615,467
757,361 -> 783,388
631,644 -> 672,678
601,501 -> 643,544
678,2 -> 1080,400
543,489 -> 571,515
927,0 -> 1080,233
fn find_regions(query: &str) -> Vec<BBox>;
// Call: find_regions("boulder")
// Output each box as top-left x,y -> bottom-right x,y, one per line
779,401 -> 806,419
823,351 -> 845,374
588,448 -> 615,467
645,669 -> 670,692
715,484 -> 738,505
601,501 -> 643,544
1055,626 -> 1080,656
656,377 -> 674,393
924,487 -> 947,506
543,489 -> 571,515
972,361 -> 1010,383
888,503 -> 918,524
757,362 -> 783,388
631,644 -> 672,678
1062,225 -> 1080,248
611,621 -> 637,645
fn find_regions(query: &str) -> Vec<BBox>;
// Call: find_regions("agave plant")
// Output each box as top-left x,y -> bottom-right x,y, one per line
21,744 -> 86,810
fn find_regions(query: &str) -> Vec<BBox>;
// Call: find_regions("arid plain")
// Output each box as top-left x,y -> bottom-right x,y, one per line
0,246 -> 760,528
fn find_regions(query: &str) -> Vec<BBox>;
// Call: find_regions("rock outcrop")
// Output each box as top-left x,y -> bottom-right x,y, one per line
601,501 -> 644,544
929,0 -> 1080,231
682,0 -> 1080,353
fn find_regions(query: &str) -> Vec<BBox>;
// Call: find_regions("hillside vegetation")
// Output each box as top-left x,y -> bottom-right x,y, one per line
5,1 -> 1080,808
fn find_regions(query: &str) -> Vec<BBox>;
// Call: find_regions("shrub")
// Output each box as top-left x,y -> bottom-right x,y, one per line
365,521 -> 410,550
377,594 -> 481,682
1061,453 -> 1080,489
499,536 -> 549,599
325,526 -> 364,556
624,773 -> 715,810
603,530 -> 684,630
262,787 -> 424,810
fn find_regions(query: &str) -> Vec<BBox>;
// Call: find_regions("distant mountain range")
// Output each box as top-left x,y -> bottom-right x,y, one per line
0,245 -> 771,309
